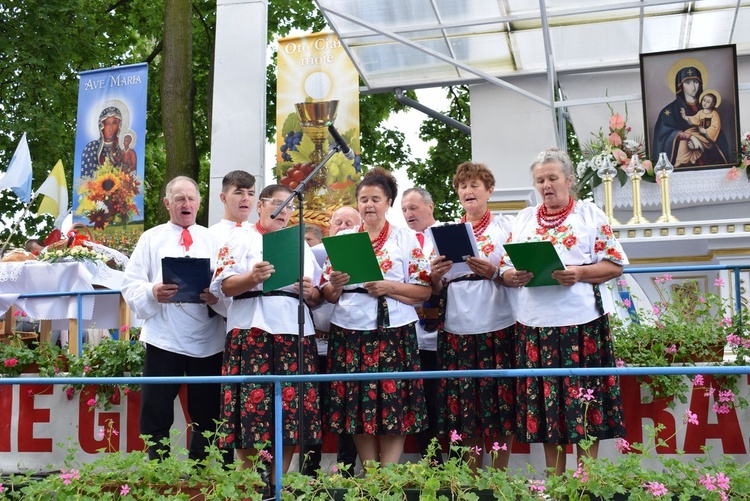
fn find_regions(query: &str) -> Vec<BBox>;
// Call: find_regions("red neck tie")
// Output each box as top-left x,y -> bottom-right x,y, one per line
180,228 -> 193,252
416,232 -> 425,248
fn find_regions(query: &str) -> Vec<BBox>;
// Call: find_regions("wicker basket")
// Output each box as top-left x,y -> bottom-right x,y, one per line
46,223 -> 96,250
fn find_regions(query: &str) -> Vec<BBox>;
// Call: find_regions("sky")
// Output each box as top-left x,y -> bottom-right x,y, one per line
264,87 -> 447,227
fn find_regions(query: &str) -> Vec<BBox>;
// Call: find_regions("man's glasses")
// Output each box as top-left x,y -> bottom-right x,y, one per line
262,198 -> 297,211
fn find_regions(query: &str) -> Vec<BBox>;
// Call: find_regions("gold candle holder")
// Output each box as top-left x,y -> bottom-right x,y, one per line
625,156 -> 649,225
654,152 -> 679,223
596,157 -> 621,226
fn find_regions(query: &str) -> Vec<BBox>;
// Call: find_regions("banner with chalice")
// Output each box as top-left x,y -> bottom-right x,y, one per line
275,32 -> 360,232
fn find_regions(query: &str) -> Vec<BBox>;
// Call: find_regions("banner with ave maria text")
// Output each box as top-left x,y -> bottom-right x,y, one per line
72,63 -> 147,250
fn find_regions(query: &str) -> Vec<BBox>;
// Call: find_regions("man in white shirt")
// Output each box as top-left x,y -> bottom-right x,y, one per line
122,176 -> 226,461
401,187 -> 443,463
208,170 -> 256,244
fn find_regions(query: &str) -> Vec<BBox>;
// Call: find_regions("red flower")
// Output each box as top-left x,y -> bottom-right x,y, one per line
382,380 -> 397,394
562,235 -> 577,249
336,383 -> 345,399
583,337 -> 598,356
527,343 -> 539,363
527,415 -> 538,434
409,263 -> 417,275
282,386 -> 296,402
250,388 -> 265,404
543,381 -> 551,398
345,349 -> 354,364
403,411 -> 416,429
449,397 -> 460,416
482,243 -> 494,255
606,248 -> 622,260
224,390 -> 233,405
594,240 -> 606,252
380,259 -> 393,273
588,409 -> 603,425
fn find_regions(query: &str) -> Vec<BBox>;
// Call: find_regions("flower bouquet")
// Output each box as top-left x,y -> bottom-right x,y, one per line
726,130 -> 750,182
38,246 -> 108,265
64,330 -> 145,410
75,160 -> 141,229
577,105 -> 655,189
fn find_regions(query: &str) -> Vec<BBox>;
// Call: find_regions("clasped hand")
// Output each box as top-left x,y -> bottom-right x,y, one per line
153,283 -> 218,304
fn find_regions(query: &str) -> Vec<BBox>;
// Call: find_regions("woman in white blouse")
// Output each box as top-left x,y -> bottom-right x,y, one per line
210,184 -> 323,476
322,167 -> 431,466
430,161 -> 517,471
500,148 -> 627,475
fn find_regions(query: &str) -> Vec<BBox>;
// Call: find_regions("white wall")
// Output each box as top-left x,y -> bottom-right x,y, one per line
470,75 -> 558,209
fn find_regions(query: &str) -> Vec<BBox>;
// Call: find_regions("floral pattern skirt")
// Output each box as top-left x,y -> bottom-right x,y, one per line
436,327 -> 516,439
218,328 -> 321,449
515,315 -> 625,444
326,322 -> 427,436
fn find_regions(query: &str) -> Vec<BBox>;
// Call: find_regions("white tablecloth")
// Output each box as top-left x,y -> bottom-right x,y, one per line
0,261 -> 124,327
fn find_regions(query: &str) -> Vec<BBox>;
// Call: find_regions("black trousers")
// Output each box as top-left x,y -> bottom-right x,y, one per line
415,349 -> 444,464
140,343 -> 223,461
303,354 -> 358,476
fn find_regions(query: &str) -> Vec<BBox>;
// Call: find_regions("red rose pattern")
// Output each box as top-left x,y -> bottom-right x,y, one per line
436,329 -> 515,438
326,323 -> 427,435
218,328 -> 321,449
515,319 -> 625,444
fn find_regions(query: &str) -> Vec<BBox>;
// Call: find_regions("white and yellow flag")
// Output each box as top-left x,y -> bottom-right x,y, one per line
36,160 -> 69,228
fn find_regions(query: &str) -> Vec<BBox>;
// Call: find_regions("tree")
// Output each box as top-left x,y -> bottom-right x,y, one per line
0,1 -> 449,241
407,86 -> 472,222
160,0 -> 199,222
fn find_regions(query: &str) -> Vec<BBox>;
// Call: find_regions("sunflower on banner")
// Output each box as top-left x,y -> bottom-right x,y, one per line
75,160 -> 141,229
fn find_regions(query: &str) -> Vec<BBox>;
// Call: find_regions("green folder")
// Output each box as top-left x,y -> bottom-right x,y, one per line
262,226 -> 301,293
503,240 -> 566,287
322,232 -> 384,285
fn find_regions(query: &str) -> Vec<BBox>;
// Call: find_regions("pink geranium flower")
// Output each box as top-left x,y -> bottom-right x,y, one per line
643,481 -> 668,497
120,484 -> 130,496
449,429 -> 462,443
683,409 -> 699,425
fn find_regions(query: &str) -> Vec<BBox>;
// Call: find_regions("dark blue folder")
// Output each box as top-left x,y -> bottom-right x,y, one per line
162,257 -> 211,303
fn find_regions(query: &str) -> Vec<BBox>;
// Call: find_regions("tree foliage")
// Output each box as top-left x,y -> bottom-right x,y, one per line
407,86 -> 472,222
0,0 -> 459,245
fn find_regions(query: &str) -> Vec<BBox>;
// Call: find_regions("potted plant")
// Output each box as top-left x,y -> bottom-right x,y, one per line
0,334 -> 37,377
280,414 -> 750,500
5,426 -> 267,500
64,327 -> 145,410
612,274 -> 750,408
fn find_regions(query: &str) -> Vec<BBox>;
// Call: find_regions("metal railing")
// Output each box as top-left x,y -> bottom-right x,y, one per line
3,263 -> 749,499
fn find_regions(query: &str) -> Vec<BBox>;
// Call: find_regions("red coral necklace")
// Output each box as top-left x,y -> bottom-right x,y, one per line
255,221 -> 269,235
461,210 -> 491,238
537,197 -> 575,229
359,221 -> 390,252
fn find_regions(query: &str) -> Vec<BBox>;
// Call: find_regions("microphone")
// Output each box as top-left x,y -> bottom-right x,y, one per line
326,121 -> 356,161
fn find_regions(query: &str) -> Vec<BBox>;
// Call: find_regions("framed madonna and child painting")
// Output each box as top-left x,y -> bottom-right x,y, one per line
640,44 -> 740,171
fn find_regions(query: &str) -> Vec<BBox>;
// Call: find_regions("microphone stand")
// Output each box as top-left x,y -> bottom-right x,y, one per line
270,144 -> 343,474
